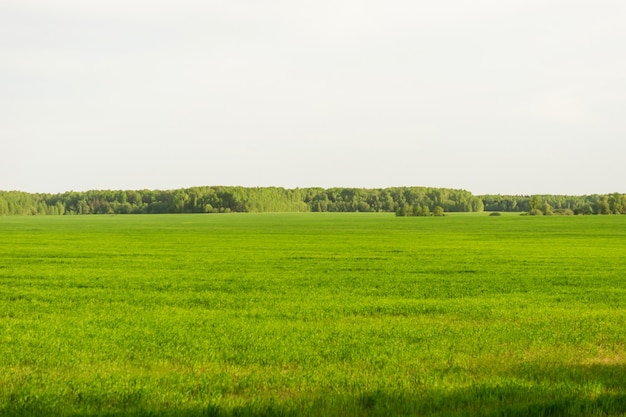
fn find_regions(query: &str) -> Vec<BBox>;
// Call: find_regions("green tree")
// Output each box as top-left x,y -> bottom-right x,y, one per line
608,193 -> 625,214
594,197 -> 611,215
396,204 -> 410,217
528,196 -> 542,212
542,203 -> 554,216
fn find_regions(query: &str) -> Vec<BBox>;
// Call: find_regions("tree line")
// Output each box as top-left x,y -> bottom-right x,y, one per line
481,193 -> 626,215
0,187 -> 624,216
0,186 -> 480,215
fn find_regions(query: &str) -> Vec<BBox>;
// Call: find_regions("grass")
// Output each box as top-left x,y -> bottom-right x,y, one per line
1,213 -> 626,416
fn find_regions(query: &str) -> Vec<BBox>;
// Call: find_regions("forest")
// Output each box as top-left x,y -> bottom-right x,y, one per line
0,186 -> 624,216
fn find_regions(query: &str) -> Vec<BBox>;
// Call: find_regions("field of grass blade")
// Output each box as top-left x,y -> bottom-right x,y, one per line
1,213 -> 625,416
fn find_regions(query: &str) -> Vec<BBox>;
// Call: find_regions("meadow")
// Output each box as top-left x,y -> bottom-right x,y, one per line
1,213 -> 625,416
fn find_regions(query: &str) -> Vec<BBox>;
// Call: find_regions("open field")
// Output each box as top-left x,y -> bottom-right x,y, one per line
1,213 -> 626,416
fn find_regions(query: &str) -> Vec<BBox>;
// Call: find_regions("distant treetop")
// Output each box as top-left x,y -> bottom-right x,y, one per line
0,187 -> 623,216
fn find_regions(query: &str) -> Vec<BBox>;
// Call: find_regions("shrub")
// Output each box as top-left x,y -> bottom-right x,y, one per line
554,208 -> 575,216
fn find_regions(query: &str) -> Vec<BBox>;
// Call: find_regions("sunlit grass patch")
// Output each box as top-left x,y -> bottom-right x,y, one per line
1,213 -> 625,415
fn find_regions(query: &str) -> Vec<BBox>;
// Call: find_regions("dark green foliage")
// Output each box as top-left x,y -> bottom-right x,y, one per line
481,193 -> 625,215
395,204 -> 441,217
1,188 -> 624,217
432,205 -> 445,216
0,187 -> 482,216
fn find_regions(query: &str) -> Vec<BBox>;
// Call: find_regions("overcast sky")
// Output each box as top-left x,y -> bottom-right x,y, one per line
2,1 -> 625,195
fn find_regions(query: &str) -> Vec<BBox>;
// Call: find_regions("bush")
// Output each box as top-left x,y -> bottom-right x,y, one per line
489,212 -> 502,216
554,208 -> 575,216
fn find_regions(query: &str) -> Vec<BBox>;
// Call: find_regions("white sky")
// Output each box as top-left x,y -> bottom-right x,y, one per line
2,1 -> 625,195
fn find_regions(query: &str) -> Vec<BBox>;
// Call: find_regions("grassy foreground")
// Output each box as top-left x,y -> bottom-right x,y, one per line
1,213 -> 626,416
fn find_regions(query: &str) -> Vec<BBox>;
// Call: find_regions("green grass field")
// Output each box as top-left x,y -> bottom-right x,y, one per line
1,213 -> 626,416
